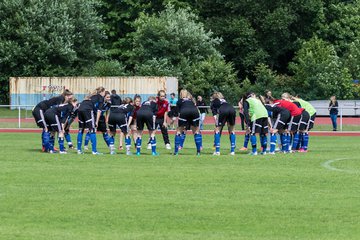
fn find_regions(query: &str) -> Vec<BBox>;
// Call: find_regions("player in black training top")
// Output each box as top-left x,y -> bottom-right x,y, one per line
264,96 -> 291,154
32,89 -> 73,152
173,89 -> 202,156
43,98 -> 78,154
83,91 -> 112,150
76,87 -> 106,155
110,90 -> 125,150
135,96 -> 158,156
211,92 -> 236,156
108,97 -> 134,155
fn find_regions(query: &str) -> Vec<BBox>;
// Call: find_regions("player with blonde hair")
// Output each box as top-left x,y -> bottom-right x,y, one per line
211,91 -> 236,155
173,89 -> 202,155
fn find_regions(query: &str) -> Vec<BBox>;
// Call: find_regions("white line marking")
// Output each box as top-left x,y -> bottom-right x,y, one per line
322,158 -> 359,174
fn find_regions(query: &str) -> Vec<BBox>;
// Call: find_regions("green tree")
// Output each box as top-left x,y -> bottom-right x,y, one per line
289,37 -> 353,99
129,5 -> 221,66
238,64 -> 294,99
191,0 -> 325,78
318,1 -> 360,55
85,60 -> 128,76
128,4 -> 239,102
182,56 -> 240,104
203,16 -> 268,77
98,0 -> 191,60
0,0 -> 105,103
343,39 -> 360,80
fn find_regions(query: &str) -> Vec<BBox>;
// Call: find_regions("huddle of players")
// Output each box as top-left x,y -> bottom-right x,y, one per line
32,87 -> 316,156
199,90 -> 316,156
238,91 -> 317,155
32,87 -> 195,155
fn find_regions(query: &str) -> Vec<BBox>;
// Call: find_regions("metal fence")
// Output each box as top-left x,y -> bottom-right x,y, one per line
309,100 -> 360,116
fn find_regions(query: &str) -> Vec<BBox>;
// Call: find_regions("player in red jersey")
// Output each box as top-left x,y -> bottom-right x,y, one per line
271,93 -> 310,152
130,95 -> 141,146
147,90 -> 171,150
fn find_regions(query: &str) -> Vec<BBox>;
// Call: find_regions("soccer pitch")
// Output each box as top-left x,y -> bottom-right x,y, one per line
0,133 -> 359,239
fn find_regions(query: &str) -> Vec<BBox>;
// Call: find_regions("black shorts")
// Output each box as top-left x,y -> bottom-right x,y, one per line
250,117 -> 268,135
32,106 -> 47,128
273,112 -> 290,130
168,106 -> 179,118
298,111 -> 310,131
136,111 -> 155,131
178,108 -> 200,128
155,117 -> 166,129
307,113 -> 316,130
108,113 -> 128,133
288,114 -> 301,132
45,114 -> 63,132
78,110 -> 95,130
217,106 -> 236,127
97,116 -> 107,133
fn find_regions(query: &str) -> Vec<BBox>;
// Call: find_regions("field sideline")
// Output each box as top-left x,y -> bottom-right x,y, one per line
0,133 -> 359,239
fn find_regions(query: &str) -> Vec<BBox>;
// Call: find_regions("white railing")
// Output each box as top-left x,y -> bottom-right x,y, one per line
0,105 -> 35,129
307,106 -> 359,131
197,106 -> 359,132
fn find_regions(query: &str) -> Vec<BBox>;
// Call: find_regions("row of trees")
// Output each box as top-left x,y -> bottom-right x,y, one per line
1,0 -> 360,103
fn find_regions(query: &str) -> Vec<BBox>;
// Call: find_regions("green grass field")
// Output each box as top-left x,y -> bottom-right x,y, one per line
1,133 -> 359,239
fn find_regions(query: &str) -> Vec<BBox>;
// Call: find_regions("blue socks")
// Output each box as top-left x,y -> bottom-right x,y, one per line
180,133 -> 186,148
214,132 -> 221,153
150,137 -> 157,153
65,132 -> 72,145
270,133 -> 277,153
302,132 -> 309,150
280,134 -> 286,152
287,134 -> 292,151
292,132 -> 299,150
125,136 -> 131,152
230,132 -> 236,153
109,135 -> 115,146
260,134 -> 267,153
50,135 -> 55,150
45,133 -> 55,152
174,134 -> 181,154
244,133 -> 250,148
77,130 -> 84,151
297,133 -> 303,150
43,131 -> 51,151
194,133 -> 202,153
136,137 -> 142,154
90,132 -> 97,153
250,134 -> 257,153
108,135 -> 115,153
58,137 -> 65,152
103,132 -> 111,146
